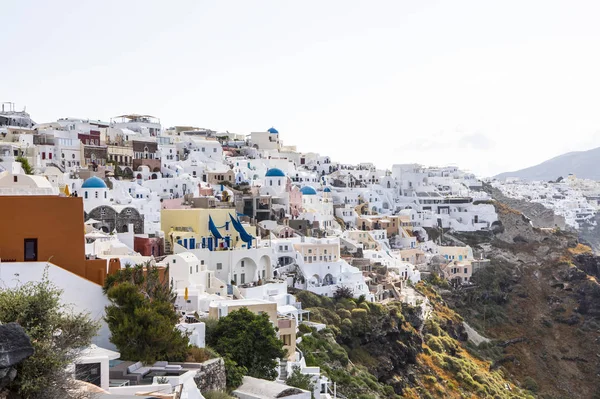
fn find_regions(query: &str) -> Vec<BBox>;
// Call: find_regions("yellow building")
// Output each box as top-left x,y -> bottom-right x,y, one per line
161,208 -> 258,251
438,246 -> 473,262
293,239 -> 340,264
208,299 -> 296,359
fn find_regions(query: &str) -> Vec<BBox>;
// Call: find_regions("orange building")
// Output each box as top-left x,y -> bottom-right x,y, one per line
0,196 -> 107,285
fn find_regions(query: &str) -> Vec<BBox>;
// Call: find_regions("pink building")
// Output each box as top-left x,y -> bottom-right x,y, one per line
288,183 -> 302,218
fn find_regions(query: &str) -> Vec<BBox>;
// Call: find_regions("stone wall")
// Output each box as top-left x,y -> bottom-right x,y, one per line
193,358 -> 226,393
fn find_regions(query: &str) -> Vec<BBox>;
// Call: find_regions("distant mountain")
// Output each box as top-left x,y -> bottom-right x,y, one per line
495,146 -> 600,181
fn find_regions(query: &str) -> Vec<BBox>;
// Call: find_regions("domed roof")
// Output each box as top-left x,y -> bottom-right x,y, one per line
265,168 -> 286,177
323,187 -> 331,193
267,127 -> 279,134
300,186 -> 317,195
81,176 -> 107,189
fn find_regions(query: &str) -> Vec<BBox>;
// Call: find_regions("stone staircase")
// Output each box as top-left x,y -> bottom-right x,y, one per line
164,239 -> 172,255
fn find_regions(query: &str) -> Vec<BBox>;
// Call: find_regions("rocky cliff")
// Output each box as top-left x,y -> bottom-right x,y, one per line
447,199 -> 600,398
0,323 -> 34,397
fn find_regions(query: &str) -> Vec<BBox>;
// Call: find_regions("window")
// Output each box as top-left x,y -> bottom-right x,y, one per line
240,273 -> 245,284
233,274 -> 237,284
213,148 -> 217,153
202,147 -> 205,152
464,267 -> 468,274
173,259 -> 176,264
72,154 -> 75,159
241,260 -> 245,267
308,249 -> 312,254
324,249 -> 327,254
190,266 -> 192,274
201,260 -> 205,265
85,192 -> 88,199
262,270 -> 265,279
270,180 -> 273,186
95,192 -> 98,199
24,239 -> 37,261
196,265 -> 199,273
217,263 -> 222,270
100,208 -> 106,216
13,176 -> 17,183
282,334 -> 291,345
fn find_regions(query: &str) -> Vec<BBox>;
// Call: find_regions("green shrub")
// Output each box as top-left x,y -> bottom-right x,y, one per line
351,308 -> 368,319
224,357 -> 246,389
523,376 -> 539,393
337,309 -> 352,319
423,375 -> 437,384
426,335 -> 444,353
298,323 -> 314,334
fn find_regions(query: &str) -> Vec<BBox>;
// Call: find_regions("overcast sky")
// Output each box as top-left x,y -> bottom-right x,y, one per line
3,0 -> 600,177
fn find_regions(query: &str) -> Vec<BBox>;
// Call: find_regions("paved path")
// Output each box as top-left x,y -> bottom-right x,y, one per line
462,321 -> 491,345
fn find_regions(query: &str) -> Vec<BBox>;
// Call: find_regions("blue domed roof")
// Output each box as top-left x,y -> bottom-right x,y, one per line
265,168 -> 286,177
267,127 -> 279,134
323,187 -> 331,193
300,186 -> 317,195
81,176 -> 107,189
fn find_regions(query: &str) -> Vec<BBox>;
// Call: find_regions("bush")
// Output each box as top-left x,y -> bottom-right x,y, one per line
523,376 -> 539,393
286,365 -> 315,392
334,286 -> 354,299
351,308 -> 368,319
224,357 -> 247,389
186,346 -> 218,363
337,309 -> 352,319
203,391 -> 235,399
0,274 -> 99,398
298,323 -> 314,335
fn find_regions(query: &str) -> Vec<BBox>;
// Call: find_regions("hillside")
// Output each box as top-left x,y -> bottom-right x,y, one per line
294,289 -> 532,398
446,200 -> 600,398
495,146 -> 600,181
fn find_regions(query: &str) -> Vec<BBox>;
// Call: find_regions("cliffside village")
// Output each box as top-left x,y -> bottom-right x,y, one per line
491,175 -> 600,230
0,104 -> 499,399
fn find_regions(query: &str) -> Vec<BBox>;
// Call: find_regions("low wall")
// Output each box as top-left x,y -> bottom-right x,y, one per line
192,358 -> 226,393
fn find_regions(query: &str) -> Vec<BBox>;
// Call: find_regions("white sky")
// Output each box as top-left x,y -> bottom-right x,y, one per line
3,0 -> 600,177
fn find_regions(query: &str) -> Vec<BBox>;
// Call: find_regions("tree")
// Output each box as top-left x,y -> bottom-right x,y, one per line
286,365 -> 315,394
104,263 -> 190,363
207,308 -> 285,381
16,156 -> 32,175
0,274 -> 99,398
333,286 -> 354,300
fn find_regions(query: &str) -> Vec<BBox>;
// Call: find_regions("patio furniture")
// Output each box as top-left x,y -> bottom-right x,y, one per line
127,361 -> 151,377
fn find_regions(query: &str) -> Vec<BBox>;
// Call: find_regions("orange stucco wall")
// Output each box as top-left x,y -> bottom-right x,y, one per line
0,196 -> 106,285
